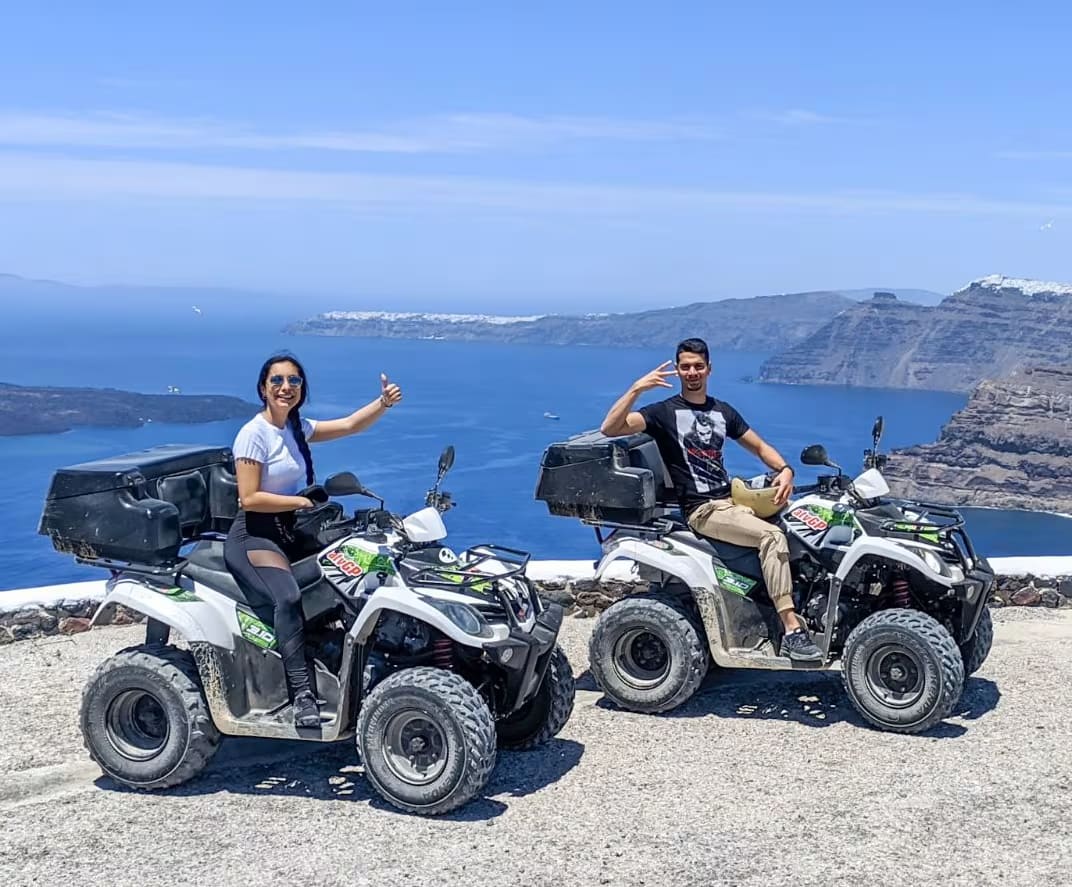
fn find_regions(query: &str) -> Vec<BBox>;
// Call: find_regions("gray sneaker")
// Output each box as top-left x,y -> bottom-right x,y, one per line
781,629 -> 823,662
293,690 -> 321,728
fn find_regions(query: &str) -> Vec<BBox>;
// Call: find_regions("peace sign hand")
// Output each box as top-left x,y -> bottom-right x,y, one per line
380,372 -> 402,408
631,361 -> 678,394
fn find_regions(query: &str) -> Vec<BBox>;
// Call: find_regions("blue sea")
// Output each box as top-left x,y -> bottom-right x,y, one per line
2,324 -> 1068,593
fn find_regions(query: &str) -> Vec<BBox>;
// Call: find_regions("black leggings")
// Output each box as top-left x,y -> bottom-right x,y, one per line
224,511 -> 311,700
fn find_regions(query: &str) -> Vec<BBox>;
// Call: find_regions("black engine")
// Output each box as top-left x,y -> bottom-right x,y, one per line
375,611 -> 433,656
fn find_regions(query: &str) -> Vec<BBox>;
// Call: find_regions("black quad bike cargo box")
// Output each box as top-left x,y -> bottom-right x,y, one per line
39,444 -> 238,565
535,430 -> 675,524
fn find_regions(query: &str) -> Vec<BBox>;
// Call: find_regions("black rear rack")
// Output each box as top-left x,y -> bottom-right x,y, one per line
583,515 -> 680,546
75,555 -> 187,578
72,532 -> 229,579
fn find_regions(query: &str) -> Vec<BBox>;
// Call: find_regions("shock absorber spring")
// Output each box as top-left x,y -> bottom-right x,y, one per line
890,573 -> 910,608
432,638 -> 453,670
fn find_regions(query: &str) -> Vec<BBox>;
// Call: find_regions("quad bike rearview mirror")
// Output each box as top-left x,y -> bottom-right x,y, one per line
800,443 -> 842,474
438,445 -> 456,480
324,471 -> 365,497
800,444 -> 830,466
427,445 -> 457,513
863,416 -> 889,472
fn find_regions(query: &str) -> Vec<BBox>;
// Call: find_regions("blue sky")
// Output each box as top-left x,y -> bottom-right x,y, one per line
1,2 -> 1070,311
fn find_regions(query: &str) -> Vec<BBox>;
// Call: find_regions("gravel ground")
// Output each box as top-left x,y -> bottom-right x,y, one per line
1,609 -> 1070,887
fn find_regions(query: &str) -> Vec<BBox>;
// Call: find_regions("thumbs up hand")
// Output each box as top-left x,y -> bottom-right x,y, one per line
379,372 -> 402,409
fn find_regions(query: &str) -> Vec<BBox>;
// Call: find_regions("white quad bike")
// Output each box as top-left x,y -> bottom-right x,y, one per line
40,444 -> 574,815
535,417 -> 995,734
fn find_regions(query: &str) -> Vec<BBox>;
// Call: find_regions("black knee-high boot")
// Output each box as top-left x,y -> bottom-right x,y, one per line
273,598 -> 320,727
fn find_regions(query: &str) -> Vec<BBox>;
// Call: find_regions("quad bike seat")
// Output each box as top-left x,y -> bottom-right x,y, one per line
691,534 -> 764,580
182,540 -> 336,623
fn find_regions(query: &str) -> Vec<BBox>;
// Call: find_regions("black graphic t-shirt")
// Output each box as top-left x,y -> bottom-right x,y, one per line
637,395 -> 750,514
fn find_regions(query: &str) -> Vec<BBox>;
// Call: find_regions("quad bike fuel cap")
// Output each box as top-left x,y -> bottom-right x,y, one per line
730,476 -> 783,518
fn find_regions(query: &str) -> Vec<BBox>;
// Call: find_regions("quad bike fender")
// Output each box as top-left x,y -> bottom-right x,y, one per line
835,537 -> 956,588
350,585 -> 504,648
92,576 -> 236,650
594,538 -> 712,590
595,540 -> 744,666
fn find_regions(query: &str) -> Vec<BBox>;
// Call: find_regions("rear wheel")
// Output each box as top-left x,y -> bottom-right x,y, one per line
357,667 -> 496,815
959,607 -> 994,676
842,609 -> 964,734
80,645 -> 220,789
588,594 -> 708,714
497,645 -> 576,749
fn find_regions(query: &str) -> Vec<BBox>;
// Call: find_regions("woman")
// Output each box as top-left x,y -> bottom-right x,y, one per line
225,352 -> 402,727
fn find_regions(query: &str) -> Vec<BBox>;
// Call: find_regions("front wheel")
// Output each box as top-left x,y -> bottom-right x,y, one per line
842,609 -> 964,734
589,594 -> 708,714
497,646 -> 576,750
357,667 -> 496,816
80,645 -> 220,789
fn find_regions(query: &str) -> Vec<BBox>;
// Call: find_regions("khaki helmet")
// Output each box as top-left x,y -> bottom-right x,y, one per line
730,476 -> 783,518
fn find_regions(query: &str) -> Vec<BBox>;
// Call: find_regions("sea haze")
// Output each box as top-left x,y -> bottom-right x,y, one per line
0,324 -> 1066,592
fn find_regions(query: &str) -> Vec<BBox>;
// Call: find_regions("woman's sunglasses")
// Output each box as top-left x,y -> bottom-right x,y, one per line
267,374 -> 304,388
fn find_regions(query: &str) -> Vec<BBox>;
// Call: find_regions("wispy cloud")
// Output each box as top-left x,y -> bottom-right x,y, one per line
752,108 -> 848,126
996,149 -> 1072,160
1,152 -> 1069,219
0,110 -> 722,154
97,76 -> 203,90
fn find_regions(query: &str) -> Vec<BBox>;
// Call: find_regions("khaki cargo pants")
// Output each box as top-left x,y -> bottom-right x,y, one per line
687,498 -> 794,613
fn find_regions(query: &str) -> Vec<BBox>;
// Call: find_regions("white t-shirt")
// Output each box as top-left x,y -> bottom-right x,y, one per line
232,414 -> 318,496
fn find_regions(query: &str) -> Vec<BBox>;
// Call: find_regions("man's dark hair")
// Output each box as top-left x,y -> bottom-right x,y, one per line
675,337 -> 710,364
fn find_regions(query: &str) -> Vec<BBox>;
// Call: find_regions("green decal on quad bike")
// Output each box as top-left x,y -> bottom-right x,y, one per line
344,545 -> 395,575
154,586 -> 200,603
439,568 -> 493,594
237,610 -> 277,650
321,544 -> 396,579
342,545 -> 396,575
891,523 -> 942,544
805,505 -> 856,528
713,565 -> 757,596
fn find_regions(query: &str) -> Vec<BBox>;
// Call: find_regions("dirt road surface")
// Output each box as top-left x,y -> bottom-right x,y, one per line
2,609 -> 1069,887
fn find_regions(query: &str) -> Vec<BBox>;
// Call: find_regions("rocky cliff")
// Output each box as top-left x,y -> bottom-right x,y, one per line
884,365 -> 1072,513
0,383 -> 257,436
285,291 -> 856,350
758,276 -> 1072,392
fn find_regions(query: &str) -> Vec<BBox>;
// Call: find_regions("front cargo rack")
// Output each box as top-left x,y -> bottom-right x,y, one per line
400,544 -> 537,630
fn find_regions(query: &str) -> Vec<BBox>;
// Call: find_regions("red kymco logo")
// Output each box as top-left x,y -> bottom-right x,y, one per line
790,507 -> 828,531
326,549 -> 364,578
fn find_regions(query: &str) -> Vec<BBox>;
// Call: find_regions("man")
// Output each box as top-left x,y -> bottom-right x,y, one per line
600,337 -> 822,661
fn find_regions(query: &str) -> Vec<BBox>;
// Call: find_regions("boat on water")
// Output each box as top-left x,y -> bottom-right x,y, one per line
544,412 -> 560,420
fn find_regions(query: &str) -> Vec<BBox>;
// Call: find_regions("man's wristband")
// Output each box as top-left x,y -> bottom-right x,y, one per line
774,464 -> 794,476
380,393 -> 393,409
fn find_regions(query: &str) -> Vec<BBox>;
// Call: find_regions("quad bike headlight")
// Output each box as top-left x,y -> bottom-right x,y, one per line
905,544 -> 963,582
911,546 -> 946,576
426,599 -> 494,638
